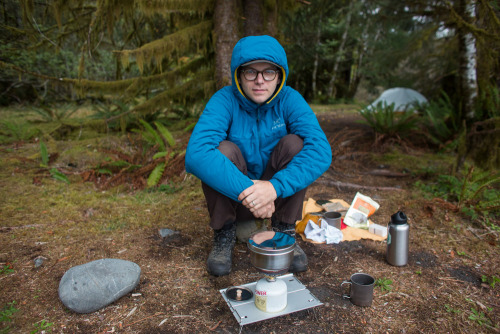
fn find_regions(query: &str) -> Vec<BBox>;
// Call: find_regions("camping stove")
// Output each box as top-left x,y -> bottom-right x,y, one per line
249,231 -> 295,313
220,231 -> 323,326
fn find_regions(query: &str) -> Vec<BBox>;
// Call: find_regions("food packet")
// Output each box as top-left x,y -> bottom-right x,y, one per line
343,192 -> 380,229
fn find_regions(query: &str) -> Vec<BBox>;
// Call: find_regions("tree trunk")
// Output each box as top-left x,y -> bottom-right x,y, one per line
214,0 -> 240,89
244,0 -> 264,36
463,1 -> 478,119
243,0 -> 278,37
265,0 -> 278,37
326,1 -> 353,98
311,14 -> 322,99
457,0 -> 478,120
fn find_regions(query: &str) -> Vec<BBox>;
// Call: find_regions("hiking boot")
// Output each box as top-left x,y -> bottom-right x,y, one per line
272,220 -> 308,273
207,224 -> 236,276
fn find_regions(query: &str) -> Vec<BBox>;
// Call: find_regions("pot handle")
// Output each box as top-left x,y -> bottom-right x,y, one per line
341,280 -> 351,299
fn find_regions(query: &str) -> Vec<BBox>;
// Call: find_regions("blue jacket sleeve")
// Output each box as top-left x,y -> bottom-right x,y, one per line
269,89 -> 332,198
185,88 -> 254,201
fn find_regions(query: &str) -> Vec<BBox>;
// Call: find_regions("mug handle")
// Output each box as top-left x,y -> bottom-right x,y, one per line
341,280 -> 351,299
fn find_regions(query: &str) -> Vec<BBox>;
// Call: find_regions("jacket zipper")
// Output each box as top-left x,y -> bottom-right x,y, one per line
256,107 -> 261,154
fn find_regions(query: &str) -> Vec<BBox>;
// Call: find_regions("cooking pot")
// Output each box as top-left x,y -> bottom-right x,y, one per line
247,231 -> 295,274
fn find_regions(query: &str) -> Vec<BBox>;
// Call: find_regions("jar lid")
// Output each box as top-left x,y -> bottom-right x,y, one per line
226,286 -> 253,301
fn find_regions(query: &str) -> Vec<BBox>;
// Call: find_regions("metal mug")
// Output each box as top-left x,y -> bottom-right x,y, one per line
341,273 -> 375,307
323,211 -> 342,229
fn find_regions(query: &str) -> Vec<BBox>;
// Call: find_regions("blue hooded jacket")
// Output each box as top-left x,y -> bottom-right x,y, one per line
185,35 -> 332,201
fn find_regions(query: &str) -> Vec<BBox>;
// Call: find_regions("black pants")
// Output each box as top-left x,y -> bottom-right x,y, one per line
202,134 -> 307,230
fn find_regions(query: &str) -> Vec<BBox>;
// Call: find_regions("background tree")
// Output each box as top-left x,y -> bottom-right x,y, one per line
1,0 -> 297,115
1,0 -> 498,170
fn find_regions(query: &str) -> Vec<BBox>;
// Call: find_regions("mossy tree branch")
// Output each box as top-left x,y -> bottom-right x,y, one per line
117,20 -> 212,73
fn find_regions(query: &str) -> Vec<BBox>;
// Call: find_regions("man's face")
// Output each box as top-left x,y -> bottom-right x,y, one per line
240,62 -> 280,105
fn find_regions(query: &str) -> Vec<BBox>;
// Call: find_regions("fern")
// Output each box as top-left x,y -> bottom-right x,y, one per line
49,168 -> 70,184
154,121 -> 175,147
139,119 -> 165,151
153,152 -> 168,159
147,162 -> 165,187
360,102 -> 419,137
40,141 -> 49,167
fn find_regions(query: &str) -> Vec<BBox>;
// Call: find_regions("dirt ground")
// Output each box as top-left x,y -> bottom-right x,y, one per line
0,111 -> 499,333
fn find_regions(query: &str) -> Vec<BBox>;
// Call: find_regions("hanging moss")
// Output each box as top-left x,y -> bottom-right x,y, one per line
72,56 -> 209,96
19,0 -> 35,27
130,68 -> 214,114
118,20 -> 212,73
137,0 -> 214,18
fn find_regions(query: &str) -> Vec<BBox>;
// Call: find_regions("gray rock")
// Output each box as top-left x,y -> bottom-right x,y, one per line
158,228 -> 178,238
34,256 -> 46,268
58,258 -> 141,313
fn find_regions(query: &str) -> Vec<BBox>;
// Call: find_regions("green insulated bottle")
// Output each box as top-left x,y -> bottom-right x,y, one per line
386,211 -> 409,266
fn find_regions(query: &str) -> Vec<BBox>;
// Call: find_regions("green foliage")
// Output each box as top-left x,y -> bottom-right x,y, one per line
40,142 -> 49,167
360,102 -> 420,139
147,162 -> 166,188
39,141 -> 70,184
145,182 -> 183,194
0,301 -> 18,334
0,264 -> 14,275
91,99 -> 140,133
139,119 -> 166,151
32,104 -> 79,123
444,304 -> 461,314
415,166 -> 500,219
30,319 -> 53,334
101,219 -> 127,232
420,92 -> 460,146
477,84 -> 500,119
49,168 -> 70,184
136,120 -> 177,188
0,120 -> 39,144
482,275 -> 500,288
375,277 -> 393,292
469,308 -> 493,328
154,122 -> 175,147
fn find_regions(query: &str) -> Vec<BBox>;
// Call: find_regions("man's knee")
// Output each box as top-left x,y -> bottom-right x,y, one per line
217,141 -> 247,173
279,134 -> 303,157
217,141 -> 240,159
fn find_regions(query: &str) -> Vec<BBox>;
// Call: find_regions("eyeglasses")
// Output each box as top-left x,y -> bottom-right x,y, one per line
241,68 -> 279,81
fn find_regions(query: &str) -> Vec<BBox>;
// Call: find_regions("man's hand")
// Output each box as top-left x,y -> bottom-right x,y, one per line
238,180 -> 278,218
252,201 -> 275,219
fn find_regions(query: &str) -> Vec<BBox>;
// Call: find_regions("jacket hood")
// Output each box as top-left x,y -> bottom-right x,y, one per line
231,35 -> 289,106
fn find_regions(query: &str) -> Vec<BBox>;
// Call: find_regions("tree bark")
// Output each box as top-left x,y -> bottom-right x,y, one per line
326,1 -> 353,98
456,0 -> 478,120
214,0 -> 240,89
311,14 -> 322,99
265,0 -> 278,37
243,0 -> 264,36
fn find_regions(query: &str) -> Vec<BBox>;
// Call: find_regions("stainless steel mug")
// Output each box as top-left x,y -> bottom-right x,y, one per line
341,273 -> 375,307
323,211 -> 342,229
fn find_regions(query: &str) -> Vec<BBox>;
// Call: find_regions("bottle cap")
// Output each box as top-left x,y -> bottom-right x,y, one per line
390,211 -> 407,225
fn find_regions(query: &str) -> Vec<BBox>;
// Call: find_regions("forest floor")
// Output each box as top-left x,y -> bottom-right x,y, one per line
0,105 -> 499,333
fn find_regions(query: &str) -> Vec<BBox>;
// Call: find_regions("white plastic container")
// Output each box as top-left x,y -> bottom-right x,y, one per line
369,223 -> 387,238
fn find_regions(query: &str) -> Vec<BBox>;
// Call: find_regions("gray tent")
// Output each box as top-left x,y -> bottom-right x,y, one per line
364,87 -> 428,113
